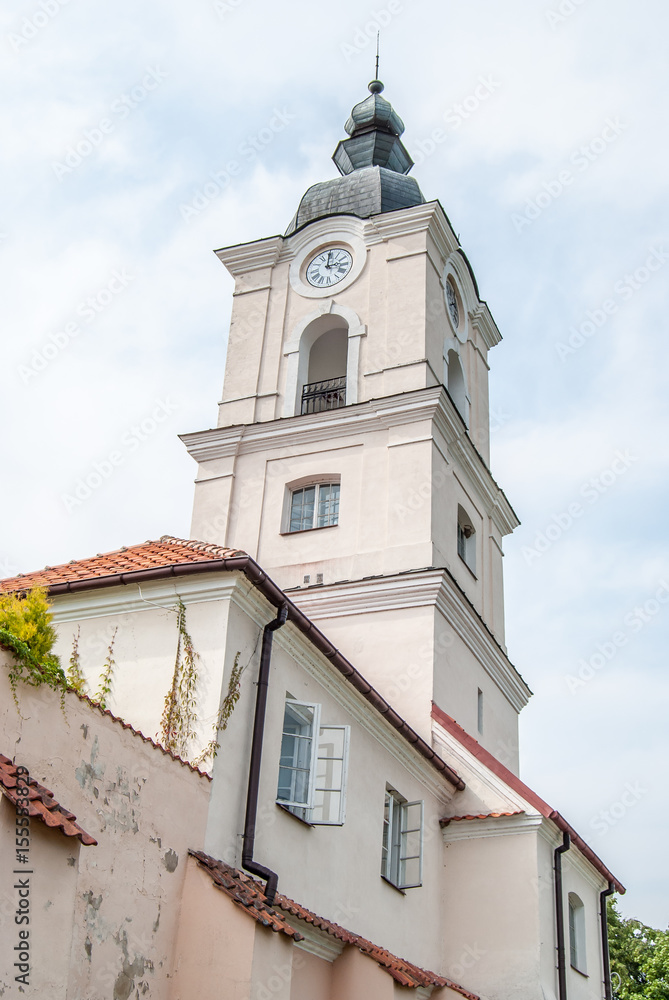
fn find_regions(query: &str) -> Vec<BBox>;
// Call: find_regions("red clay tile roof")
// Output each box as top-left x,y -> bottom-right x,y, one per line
0,754 -> 97,845
0,536 -> 243,593
191,850 -> 479,998
431,703 -> 625,894
440,810 -> 524,827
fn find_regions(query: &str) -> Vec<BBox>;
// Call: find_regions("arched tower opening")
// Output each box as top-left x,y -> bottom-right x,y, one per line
297,316 -> 349,415
446,349 -> 469,425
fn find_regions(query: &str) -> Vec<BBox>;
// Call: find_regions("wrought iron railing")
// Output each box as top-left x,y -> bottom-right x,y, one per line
301,377 -> 346,415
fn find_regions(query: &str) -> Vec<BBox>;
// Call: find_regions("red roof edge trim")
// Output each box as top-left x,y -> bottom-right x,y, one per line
431,702 -> 625,894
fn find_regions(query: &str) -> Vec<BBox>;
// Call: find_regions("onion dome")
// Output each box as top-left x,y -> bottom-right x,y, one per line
286,80 -> 424,235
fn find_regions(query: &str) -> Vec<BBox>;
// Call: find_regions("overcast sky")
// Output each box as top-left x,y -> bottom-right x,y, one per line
2,0 -> 667,928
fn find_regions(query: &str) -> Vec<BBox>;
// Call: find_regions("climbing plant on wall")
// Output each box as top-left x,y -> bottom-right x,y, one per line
160,598 -> 200,757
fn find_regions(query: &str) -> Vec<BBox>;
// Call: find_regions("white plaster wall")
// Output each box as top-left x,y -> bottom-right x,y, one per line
205,620 -> 456,975
441,830 -> 543,998
49,579 -> 232,760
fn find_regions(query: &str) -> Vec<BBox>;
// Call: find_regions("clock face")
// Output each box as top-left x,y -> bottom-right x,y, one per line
306,248 -> 353,288
446,281 -> 460,329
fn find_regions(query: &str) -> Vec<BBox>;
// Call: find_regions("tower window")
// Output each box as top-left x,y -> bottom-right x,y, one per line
568,893 -> 587,975
287,482 -> 340,533
457,505 -> 476,575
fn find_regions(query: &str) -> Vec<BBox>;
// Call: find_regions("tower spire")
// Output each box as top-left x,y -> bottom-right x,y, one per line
369,32 -> 384,94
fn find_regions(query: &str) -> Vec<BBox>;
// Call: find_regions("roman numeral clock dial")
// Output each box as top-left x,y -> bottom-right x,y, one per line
306,248 -> 353,287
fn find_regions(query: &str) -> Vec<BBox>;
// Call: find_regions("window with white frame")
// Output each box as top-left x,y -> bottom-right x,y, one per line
568,892 -> 587,974
457,504 -> 476,575
381,787 -> 424,890
276,698 -> 349,825
287,482 -> 340,533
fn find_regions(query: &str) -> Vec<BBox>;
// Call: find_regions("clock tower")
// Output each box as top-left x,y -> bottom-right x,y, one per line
182,80 -> 531,764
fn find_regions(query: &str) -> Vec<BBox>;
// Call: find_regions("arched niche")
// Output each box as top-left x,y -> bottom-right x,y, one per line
283,303 -> 366,417
445,348 -> 470,426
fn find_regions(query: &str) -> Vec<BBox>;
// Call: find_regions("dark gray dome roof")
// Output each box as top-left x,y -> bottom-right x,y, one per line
286,81 -> 425,235
286,166 -> 425,235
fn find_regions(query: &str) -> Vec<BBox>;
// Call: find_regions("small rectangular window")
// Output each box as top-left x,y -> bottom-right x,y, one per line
477,688 -> 484,734
381,788 -> 423,890
277,701 -> 349,825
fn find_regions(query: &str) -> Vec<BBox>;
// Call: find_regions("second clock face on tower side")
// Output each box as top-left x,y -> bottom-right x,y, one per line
306,248 -> 353,288
446,280 -> 460,330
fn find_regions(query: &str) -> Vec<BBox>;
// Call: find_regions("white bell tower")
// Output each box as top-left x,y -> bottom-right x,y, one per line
181,80 -> 531,766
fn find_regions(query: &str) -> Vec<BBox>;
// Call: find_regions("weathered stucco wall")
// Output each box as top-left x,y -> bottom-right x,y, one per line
0,655 -> 210,999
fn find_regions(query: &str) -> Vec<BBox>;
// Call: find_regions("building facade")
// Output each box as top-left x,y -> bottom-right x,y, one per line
0,80 -> 623,1000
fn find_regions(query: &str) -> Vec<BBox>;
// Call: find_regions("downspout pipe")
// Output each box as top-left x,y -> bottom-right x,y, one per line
600,881 -> 615,1000
555,831 -> 571,1000
242,604 -> 288,907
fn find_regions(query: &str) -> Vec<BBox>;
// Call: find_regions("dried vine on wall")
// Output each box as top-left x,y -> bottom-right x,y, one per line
160,598 -> 200,757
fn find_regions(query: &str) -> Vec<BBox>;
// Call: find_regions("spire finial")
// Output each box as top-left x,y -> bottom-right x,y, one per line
368,33 -> 384,94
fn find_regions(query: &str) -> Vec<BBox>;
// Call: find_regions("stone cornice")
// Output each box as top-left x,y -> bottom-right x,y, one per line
442,812 -> 542,843
181,388 -> 518,538
470,303 -> 502,351
215,235 -> 284,275
289,919 -> 344,961
289,569 -> 531,713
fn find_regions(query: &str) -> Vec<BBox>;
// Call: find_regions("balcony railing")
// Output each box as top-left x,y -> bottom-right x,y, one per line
301,377 -> 346,415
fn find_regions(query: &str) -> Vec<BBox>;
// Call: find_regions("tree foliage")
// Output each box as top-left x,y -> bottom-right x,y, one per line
609,898 -> 669,999
0,587 -> 65,704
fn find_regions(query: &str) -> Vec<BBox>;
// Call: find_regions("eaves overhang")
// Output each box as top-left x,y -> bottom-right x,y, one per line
25,542 -> 465,792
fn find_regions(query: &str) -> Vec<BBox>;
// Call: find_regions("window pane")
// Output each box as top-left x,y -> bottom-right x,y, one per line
312,789 -> 342,825
289,486 -> 315,531
400,855 -> 422,888
381,792 -> 391,877
399,800 -> 423,888
277,701 -> 316,806
316,758 -> 343,788
318,728 -> 345,758
316,482 -> 340,527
